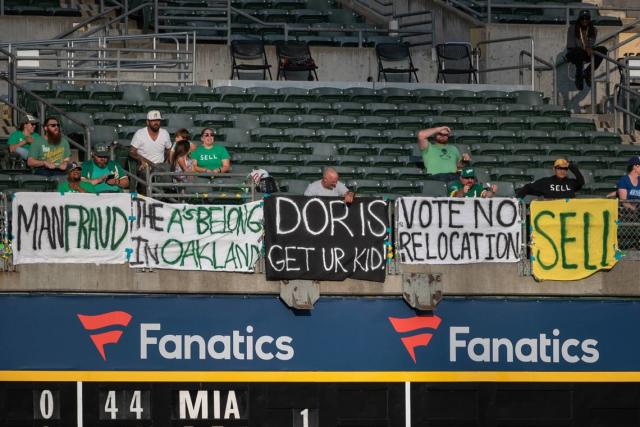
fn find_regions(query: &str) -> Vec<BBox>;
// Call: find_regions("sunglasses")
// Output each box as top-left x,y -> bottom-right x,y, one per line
436,133 -> 450,137
555,167 -> 569,171
462,176 -> 476,179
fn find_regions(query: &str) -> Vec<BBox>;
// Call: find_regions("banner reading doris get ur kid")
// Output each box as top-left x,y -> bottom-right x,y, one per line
530,199 -> 619,281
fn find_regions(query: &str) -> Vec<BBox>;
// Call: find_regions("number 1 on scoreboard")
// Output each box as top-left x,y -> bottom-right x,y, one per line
292,408 -> 318,427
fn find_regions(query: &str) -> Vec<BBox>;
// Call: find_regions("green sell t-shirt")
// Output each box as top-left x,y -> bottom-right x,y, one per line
448,180 -> 485,197
81,160 -> 127,193
421,143 -> 460,175
57,180 -> 96,193
28,135 -> 71,165
7,130 -> 41,152
192,144 -> 230,170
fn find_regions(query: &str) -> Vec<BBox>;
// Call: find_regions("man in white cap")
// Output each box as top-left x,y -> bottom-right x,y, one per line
129,110 -> 172,170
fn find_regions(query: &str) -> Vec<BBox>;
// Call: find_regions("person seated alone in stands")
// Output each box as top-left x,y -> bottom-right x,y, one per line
616,156 -> 640,209
8,113 -> 40,161
27,116 -> 71,176
81,143 -> 129,193
304,167 -> 355,204
448,167 -> 497,198
192,128 -> 231,175
129,110 -> 172,170
566,10 -> 608,91
516,159 -> 584,199
417,126 -> 471,183
57,162 -> 95,193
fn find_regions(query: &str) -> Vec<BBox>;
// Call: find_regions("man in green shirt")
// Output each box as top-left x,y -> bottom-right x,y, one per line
8,113 -> 40,160
57,162 -> 96,193
417,126 -> 471,182
27,117 -> 71,176
192,128 -> 231,174
448,167 -> 497,198
81,143 -> 129,193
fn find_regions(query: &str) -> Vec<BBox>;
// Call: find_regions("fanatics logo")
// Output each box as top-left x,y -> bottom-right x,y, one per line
388,315 -> 442,363
77,311 -> 133,361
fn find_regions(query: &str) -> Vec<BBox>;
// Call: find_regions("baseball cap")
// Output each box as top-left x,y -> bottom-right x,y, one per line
628,156 -> 640,166
147,110 -> 163,121
578,9 -> 591,20
554,159 -> 569,168
68,162 -> 81,171
93,143 -> 110,157
460,167 -> 475,178
21,113 -> 38,125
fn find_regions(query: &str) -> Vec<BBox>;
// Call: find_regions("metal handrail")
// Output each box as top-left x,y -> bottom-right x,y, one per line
519,50 -> 556,102
475,36 -> 535,89
147,171 -> 256,201
53,6 -> 121,39
613,84 -> 640,134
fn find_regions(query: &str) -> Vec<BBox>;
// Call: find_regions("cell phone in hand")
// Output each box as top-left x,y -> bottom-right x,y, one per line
105,174 -> 116,181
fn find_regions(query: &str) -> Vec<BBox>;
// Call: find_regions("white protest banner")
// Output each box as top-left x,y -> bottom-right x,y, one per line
129,196 -> 263,271
396,197 -> 522,264
12,192 -> 131,264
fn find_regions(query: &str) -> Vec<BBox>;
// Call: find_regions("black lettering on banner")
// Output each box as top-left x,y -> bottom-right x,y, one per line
264,196 -> 389,282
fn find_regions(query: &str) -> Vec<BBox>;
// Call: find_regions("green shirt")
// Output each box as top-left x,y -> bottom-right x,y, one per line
28,135 -> 71,165
57,180 -> 96,193
448,180 -> 486,197
8,130 -> 41,152
81,159 -> 126,193
421,143 -> 460,175
192,144 -> 230,170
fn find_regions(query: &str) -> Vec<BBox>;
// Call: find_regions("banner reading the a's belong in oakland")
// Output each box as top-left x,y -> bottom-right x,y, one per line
396,197 -> 522,264
12,192 -> 130,264
530,198 -> 619,281
129,196 -> 263,272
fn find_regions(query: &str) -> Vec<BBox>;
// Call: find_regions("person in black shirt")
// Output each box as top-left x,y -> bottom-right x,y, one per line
516,159 -> 584,199
566,10 -> 608,91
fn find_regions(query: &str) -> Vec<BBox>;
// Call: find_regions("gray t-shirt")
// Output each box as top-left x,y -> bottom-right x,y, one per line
304,179 -> 349,196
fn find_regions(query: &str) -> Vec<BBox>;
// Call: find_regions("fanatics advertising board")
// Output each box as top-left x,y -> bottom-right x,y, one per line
11,193 -> 264,272
263,195 -> 389,282
396,197 -> 522,264
1,294 -> 640,379
530,198 -> 619,281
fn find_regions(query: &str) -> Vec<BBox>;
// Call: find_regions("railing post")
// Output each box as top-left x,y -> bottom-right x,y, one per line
614,86 -> 619,132
530,37 -> 535,90
591,54 -> 596,114
154,0 -> 159,33
227,0 -> 231,45
625,67 -> 631,134
518,52 -> 523,85
487,0 -> 492,24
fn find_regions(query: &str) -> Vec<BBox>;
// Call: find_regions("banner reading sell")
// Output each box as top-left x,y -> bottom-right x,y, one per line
530,198 -> 619,281
263,195 -> 388,282
396,197 -> 522,264
12,192 -> 130,264
128,196 -> 263,272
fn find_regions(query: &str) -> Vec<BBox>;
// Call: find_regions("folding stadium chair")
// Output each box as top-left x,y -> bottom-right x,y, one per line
375,43 -> 419,82
229,40 -> 272,80
276,42 -> 319,81
436,43 -> 478,84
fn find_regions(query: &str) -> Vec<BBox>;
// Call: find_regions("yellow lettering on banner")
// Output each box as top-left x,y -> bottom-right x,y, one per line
530,199 -> 619,281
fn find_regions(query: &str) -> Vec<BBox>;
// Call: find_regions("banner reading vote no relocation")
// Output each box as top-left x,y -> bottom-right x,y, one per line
396,197 -> 522,264
264,196 -> 389,282
129,196 -> 263,272
12,192 -> 130,264
530,198 -> 619,281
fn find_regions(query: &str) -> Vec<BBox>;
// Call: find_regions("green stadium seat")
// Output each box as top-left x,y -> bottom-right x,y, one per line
328,102 -> 363,117
142,101 -> 172,114
262,165 -> 293,180
281,179 -> 311,194
401,103 -> 436,116
365,155 -> 398,167
501,104 -> 533,117
279,88 -> 314,103
420,180 -> 448,196
474,168 -> 492,184
70,99 -> 102,113
85,83 -> 122,101
576,144 -> 610,157
230,141 -> 276,155
365,102 -> 399,116
501,155 -> 533,168
377,143 -> 411,157
582,182 -> 616,196
492,181 -> 516,197
484,130 -> 519,145
383,179 -> 416,194
15,174 -> 52,192
149,85 -> 185,103
268,154 -> 303,166
171,101 -> 207,115
268,102 -> 302,115
216,127 -> 251,143
61,112 -> 94,135
378,87 -> 413,104
348,179 -> 381,194
326,8 -> 359,23
495,117 -> 527,131
284,128 -> 317,142
231,153 -> 265,165
542,143 -> 578,157
54,83 -> 88,100
526,167 -> 552,182
412,88 -> 447,104
491,167 -> 530,182
251,127 -> 284,142
359,166 -> 392,180
325,115 -> 357,129
194,113 -> 228,128
510,90 -> 544,105
472,143 -> 504,156
227,113 -> 260,129
300,154 -> 333,166
527,117 -> 563,131
355,115 -> 388,130
431,116 -> 457,128
236,102 -> 270,115
536,104 -> 571,118
291,114 -> 323,128
305,142 -> 335,156
184,85 -> 218,103
551,130 -> 587,145
118,126 -> 139,140
511,143 -> 546,156
478,90 -> 513,105
392,116 -> 425,130
611,145 -> 639,157
519,130 -> 554,145
22,81 -> 55,99
127,113 -> 148,126
332,166 -> 359,180
594,168 -> 624,184
119,84 -> 150,103
106,100 -> 139,114
531,155 -> 558,168
561,117 -> 597,131
434,104 -> 470,117
272,142 -> 309,155
445,89 -> 478,105
317,129 -> 354,144
310,87 -> 346,103
294,165 -> 323,179
603,156 -> 628,169
585,131 -> 622,145
90,125 -> 119,145
452,130 -> 486,145
0,174 -> 14,191
350,128 -> 385,144
246,87 -> 280,103
301,102 -> 334,115
344,88 -> 378,104
470,155 -> 499,168
458,116 -> 494,131
165,113 -> 194,129
214,86 -> 252,103
338,143 -> 376,156
93,112 -> 128,127
571,156 -> 606,170
383,129 -> 415,144
467,104 -> 500,117
389,166 -> 424,180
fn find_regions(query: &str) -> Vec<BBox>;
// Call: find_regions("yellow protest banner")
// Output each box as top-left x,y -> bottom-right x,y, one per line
530,199 -> 619,281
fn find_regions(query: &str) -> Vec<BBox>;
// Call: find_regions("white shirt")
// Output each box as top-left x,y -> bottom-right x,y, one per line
304,179 -> 349,196
131,127 -> 171,164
